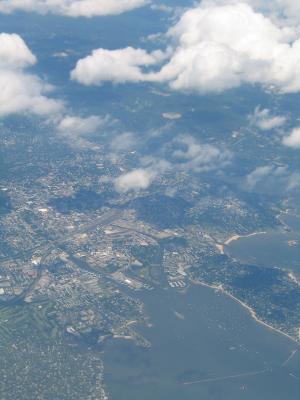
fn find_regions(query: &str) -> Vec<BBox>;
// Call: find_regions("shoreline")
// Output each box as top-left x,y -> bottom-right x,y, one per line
216,231 -> 267,255
288,271 -> 300,286
191,279 -> 300,346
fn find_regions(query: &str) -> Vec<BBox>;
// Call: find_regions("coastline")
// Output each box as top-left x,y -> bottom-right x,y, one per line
215,231 -> 267,255
191,279 -> 300,346
288,271 -> 300,286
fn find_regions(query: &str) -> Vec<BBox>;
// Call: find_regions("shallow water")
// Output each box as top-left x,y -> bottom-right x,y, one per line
104,285 -> 300,400
227,231 -> 300,273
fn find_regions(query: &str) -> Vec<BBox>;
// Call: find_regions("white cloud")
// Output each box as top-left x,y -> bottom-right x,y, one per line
0,33 -> 63,117
287,172 -> 300,190
246,165 -> 274,189
57,115 -> 106,136
171,135 -> 232,172
0,0 -> 149,17
245,164 -> 300,191
71,2 -> 300,94
110,131 -> 136,152
71,47 -> 164,86
283,127 -> 300,148
112,135 -> 231,193
0,71 -> 63,116
275,0 -> 300,24
202,0 -> 300,25
156,2 -> 300,93
114,168 -> 155,192
150,4 -> 173,13
55,114 -> 116,149
114,158 -> 170,192
0,33 -> 36,68
249,107 -> 287,130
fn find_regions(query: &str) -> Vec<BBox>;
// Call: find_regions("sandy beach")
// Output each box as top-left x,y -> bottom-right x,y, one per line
215,231 -> 267,255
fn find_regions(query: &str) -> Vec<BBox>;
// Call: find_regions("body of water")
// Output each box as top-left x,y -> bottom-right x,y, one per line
227,231 -> 300,273
104,285 -> 300,400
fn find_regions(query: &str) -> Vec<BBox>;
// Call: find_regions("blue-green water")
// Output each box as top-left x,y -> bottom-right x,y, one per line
104,285 -> 300,400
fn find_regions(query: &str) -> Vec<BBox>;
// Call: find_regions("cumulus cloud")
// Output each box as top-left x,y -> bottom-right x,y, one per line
245,164 -> 300,191
202,0 -> 300,25
0,0 -> 149,17
114,168 -> 155,192
283,127 -> 300,148
0,33 -> 36,67
249,107 -> 287,130
150,3 -> 173,14
71,47 -> 165,86
246,165 -> 274,189
71,2 -> 300,94
287,172 -> 300,190
0,33 -> 63,117
57,115 -> 107,136
110,131 -> 136,152
55,114 -> 116,148
114,158 -> 170,192
171,135 -> 232,172
152,2 -> 300,93
113,134 -> 232,192
0,72 -> 63,116
274,0 -> 300,24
